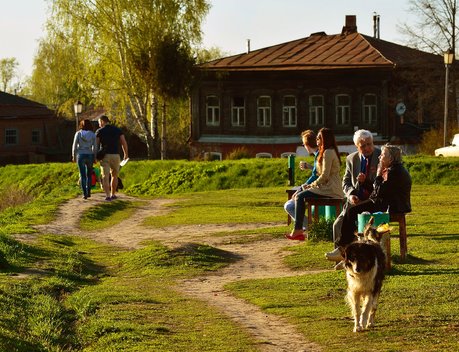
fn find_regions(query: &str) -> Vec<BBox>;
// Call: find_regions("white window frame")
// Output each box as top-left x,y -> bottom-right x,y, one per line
231,96 -> 245,127
206,95 -> 220,126
335,94 -> 351,126
309,95 -> 324,126
256,152 -> 272,158
257,96 -> 271,127
5,128 -> 18,145
282,95 -> 297,127
363,94 -> 377,125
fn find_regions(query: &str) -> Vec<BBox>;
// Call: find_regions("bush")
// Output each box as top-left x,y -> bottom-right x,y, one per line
308,218 -> 334,242
227,147 -> 251,160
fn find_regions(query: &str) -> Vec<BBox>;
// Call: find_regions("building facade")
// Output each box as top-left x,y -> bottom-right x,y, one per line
0,91 -> 73,164
190,16 -> 443,159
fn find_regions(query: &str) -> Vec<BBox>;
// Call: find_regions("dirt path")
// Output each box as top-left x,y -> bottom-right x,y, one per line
31,192 -> 322,352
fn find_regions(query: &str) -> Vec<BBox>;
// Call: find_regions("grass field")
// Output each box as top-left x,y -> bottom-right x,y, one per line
0,160 -> 458,351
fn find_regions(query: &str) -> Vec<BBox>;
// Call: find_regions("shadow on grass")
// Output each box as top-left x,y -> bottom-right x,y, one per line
169,242 -> 241,266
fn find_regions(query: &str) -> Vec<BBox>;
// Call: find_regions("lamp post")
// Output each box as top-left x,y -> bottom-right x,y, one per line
443,49 -> 454,147
74,101 -> 83,131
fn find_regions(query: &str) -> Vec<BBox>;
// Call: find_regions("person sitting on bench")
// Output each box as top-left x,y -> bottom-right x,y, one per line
284,130 -> 319,231
286,128 -> 344,241
325,144 -> 412,261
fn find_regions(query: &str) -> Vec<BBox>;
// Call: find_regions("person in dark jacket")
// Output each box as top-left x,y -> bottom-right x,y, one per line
96,115 -> 128,201
325,143 -> 411,261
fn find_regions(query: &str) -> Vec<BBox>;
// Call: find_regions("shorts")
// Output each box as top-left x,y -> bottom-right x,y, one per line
100,154 -> 121,180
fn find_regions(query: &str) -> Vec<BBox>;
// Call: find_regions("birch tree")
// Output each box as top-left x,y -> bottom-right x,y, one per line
45,0 -> 209,158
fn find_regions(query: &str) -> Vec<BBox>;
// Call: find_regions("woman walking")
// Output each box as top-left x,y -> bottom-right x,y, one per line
72,119 -> 97,199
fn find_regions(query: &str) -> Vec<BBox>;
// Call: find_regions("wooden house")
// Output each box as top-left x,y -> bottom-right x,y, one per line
0,91 -> 72,164
190,15 -> 443,159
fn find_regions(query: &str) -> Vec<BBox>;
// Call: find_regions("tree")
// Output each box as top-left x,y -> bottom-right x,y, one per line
42,0 -> 210,158
398,0 -> 457,54
0,58 -> 19,92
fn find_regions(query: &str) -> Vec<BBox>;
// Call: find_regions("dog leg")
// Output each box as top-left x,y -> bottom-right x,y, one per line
367,293 -> 379,328
347,292 -> 362,332
360,295 -> 374,330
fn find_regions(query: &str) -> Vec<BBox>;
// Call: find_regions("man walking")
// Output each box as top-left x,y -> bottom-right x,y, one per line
96,115 -> 129,201
325,129 -> 381,261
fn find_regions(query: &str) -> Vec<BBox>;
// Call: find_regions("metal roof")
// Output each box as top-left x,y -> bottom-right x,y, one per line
200,32 -> 441,72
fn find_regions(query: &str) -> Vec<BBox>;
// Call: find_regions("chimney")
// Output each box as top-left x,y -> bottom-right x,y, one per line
373,13 -> 380,39
247,39 -> 251,54
341,15 -> 357,35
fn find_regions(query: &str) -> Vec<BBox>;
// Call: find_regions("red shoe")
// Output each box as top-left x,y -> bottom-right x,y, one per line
285,233 -> 306,241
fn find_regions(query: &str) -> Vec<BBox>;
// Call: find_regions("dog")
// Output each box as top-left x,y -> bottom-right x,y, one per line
343,216 -> 387,332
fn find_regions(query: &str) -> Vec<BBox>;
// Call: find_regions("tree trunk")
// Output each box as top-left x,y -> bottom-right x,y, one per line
161,102 -> 167,160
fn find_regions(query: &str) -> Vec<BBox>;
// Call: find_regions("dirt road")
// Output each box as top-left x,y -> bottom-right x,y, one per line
32,193 -> 322,352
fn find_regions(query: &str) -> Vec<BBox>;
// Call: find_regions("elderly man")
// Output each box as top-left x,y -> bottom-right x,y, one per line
327,144 -> 411,260
326,129 -> 381,261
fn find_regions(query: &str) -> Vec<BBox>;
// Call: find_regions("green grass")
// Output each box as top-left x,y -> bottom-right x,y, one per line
0,160 -> 458,351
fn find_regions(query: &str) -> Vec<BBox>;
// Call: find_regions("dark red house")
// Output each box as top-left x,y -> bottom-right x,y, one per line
0,91 -> 73,164
190,15 -> 443,159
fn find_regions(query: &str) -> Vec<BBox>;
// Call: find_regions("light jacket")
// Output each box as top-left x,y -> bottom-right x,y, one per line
72,130 -> 97,159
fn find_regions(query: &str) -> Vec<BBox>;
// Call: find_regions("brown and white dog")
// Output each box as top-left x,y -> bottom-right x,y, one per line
343,217 -> 387,332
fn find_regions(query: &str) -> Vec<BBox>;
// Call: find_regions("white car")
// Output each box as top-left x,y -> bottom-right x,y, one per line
435,134 -> 459,157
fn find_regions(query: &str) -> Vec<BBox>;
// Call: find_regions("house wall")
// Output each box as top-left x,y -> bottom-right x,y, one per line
0,117 -> 70,164
190,69 -> 392,159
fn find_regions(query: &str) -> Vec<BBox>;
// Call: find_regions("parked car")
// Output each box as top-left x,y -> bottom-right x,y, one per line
435,134 -> 459,156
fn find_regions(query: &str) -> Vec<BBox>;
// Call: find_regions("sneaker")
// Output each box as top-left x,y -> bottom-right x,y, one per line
325,247 -> 343,261
110,195 -> 118,200
105,196 -> 112,201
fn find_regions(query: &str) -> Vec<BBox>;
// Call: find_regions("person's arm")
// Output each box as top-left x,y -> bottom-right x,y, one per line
309,149 -> 334,188
120,134 -> 128,159
71,132 -> 79,162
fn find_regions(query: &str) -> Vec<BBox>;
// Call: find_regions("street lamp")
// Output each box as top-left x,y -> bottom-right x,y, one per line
74,101 -> 83,131
443,49 -> 454,147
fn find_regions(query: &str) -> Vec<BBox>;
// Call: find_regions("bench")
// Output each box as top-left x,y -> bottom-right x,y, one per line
285,188 -> 344,225
389,213 -> 408,261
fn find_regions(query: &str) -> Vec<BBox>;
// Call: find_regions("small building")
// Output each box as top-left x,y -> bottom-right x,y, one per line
190,15 -> 443,159
0,91 -> 72,164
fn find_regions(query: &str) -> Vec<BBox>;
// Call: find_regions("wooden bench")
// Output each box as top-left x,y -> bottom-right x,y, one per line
304,197 -> 344,225
389,213 -> 408,261
285,189 -> 344,225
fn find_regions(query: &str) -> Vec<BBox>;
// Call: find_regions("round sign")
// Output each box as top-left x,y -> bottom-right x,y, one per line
396,102 -> 406,116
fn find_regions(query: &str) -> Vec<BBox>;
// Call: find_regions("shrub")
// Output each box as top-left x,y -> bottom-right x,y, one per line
227,147 -> 251,160
308,218 -> 334,242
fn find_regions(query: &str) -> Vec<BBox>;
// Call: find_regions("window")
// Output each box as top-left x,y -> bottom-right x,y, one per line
309,95 -> 324,126
363,94 -> 377,124
335,94 -> 350,125
282,95 -> 297,127
32,129 -> 41,144
257,96 -> 271,127
5,129 -> 18,145
206,95 -> 220,126
231,96 -> 245,126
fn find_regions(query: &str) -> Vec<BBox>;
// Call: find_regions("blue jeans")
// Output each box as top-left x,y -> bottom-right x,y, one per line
77,154 -> 94,197
294,190 -> 329,230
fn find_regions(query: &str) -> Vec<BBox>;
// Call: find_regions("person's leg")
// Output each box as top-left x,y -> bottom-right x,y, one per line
285,199 -> 308,230
77,155 -> 88,198
99,158 -> 111,199
86,155 -> 94,197
108,154 -> 120,198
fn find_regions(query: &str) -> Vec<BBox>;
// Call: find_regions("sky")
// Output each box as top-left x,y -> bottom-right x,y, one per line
0,0 -> 416,80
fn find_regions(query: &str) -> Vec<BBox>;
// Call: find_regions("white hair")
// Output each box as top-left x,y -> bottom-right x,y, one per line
353,129 -> 373,145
